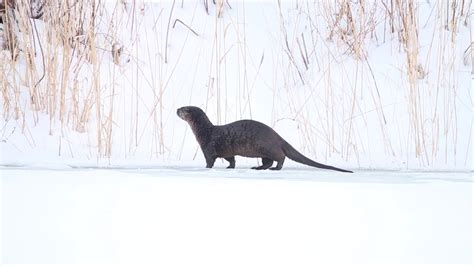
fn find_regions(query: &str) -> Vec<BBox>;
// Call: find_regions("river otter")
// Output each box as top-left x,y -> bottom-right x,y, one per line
177,106 -> 352,173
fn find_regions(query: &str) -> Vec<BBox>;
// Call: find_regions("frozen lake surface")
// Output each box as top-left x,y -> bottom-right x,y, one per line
1,167 -> 472,265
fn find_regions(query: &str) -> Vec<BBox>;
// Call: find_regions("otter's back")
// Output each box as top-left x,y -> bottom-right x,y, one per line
213,120 -> 283,157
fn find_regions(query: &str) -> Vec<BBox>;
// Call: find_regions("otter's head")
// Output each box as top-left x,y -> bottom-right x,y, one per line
177,106 -> 204,122
177,106 -> 213,128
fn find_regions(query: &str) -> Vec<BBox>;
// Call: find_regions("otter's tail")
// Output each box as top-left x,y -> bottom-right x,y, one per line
282,141 -> 353,173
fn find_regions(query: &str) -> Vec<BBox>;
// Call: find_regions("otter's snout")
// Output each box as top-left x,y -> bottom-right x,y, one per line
177,106 -> 205,122
177,107 -> 187,120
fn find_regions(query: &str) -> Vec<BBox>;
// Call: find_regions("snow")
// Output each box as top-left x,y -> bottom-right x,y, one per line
1,167 -> 472,265
0,1 -> 472,265
0,1 -> 472,170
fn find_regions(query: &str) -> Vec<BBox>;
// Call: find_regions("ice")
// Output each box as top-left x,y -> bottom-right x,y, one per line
1,167 -> 472,265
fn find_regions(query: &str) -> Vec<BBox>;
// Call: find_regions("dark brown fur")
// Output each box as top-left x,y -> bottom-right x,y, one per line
177,106 -> 352,173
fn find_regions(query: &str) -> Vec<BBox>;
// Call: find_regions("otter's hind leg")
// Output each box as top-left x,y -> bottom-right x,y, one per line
225,157 -> 236,169
252,158 -> 273,170
270,157 -> 285,170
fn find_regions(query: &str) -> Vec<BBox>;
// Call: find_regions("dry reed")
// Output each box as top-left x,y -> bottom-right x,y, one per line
0,0 -> 469,168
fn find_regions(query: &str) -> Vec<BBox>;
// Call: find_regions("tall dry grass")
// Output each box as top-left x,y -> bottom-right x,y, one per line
276,0 -> 470,166
0,0 -> 471,167
1,0 -> 110,156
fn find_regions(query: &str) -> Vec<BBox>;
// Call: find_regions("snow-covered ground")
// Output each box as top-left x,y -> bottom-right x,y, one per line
1,166 -> 472,265
0,1 -> 472,265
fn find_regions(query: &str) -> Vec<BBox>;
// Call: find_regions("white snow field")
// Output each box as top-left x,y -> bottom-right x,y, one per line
1,166 -> 472,265
0,1 -> 472,265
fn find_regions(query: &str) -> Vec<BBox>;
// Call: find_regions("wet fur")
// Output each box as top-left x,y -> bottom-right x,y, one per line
177,106 -> 352,173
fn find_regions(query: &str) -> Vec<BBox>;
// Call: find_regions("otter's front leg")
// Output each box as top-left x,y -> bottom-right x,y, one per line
205,157 -> 216,168
203,145 -> 218,168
